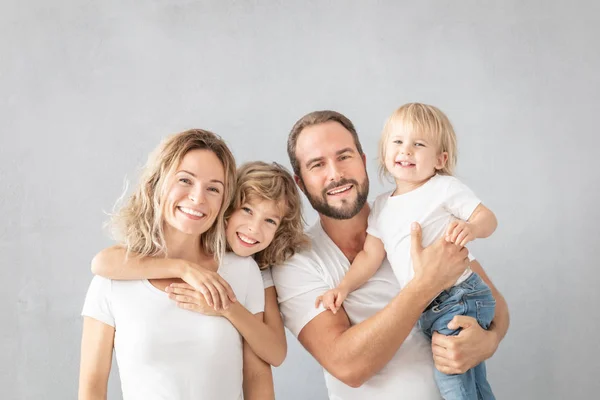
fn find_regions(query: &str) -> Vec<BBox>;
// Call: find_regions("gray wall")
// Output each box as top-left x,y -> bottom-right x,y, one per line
1,1 -> 598,399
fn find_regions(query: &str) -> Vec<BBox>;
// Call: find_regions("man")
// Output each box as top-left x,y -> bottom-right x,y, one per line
272,111 -> 509,399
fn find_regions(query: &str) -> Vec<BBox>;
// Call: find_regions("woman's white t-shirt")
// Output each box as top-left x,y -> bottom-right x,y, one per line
81,252 -> 264,400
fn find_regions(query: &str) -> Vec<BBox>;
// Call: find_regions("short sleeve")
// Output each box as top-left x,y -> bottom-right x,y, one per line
81,276 -> 115,327
366,194 -> 388,239
261,266 -> 274,289
244,259 -> 266,315
272,254 -> 330,337
443,177 -> 482,221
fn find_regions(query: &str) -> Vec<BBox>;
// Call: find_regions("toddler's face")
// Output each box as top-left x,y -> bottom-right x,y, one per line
226,197 -> 284,258
384,128 -> 447,184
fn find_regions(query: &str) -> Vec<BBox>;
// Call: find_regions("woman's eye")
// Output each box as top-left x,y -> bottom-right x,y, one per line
208,187 -> 220,193
242,207 -> 252,214
179,178 -> 192,184
266,218 -> 277,226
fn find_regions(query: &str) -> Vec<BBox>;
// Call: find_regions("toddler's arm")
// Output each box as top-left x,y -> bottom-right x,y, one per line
446,204 -> 498,247
316,234 -> 386,312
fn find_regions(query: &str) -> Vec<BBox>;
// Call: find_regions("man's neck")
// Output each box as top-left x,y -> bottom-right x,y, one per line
319,204 -> 371,263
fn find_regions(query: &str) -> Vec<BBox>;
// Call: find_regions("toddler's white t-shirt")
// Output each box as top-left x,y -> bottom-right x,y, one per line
367,174 -> 481,289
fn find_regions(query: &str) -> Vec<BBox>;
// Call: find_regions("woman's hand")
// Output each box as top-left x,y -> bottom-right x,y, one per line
179,262 -> 237,311
166,282 -> 225,316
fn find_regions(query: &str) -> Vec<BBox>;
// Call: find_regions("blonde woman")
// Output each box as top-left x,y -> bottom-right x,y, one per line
91,161 -> 310,368
79,129 -> 272,400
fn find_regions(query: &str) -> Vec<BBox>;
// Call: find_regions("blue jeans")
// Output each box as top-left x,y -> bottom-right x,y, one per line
419,273 -> 496,400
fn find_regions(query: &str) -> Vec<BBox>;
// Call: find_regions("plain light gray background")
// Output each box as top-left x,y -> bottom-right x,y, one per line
1,1 -> 598,399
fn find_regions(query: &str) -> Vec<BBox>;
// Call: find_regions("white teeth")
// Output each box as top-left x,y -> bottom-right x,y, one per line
328,185 -> 351,195
238,233 -> 258,244
398,161 -> 413,166
179,207 -> 204,217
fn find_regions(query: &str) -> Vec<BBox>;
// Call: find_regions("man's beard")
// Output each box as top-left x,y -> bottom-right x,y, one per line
302,176 -> 369,220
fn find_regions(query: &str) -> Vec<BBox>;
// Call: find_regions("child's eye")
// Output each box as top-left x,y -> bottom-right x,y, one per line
208,187 -> 220,193
393,140 -> 402,144
242,206 -> 252,214
414,143 -> 425,147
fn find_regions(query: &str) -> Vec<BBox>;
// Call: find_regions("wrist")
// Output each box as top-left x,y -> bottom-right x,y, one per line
221,300 -> 241,320
175,259 -> 192,280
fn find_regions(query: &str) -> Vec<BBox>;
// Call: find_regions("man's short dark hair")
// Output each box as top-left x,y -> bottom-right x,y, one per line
287,110 -> 364,177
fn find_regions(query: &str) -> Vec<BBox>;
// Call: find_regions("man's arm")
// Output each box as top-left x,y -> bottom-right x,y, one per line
297,223 -> 469,387
431,260 -> 509,374
242,314 -> 275,400
91,246 -> 236,310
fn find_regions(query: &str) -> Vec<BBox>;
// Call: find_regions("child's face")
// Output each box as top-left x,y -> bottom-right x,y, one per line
226,197 -> 284,258
384,128 -> 448,184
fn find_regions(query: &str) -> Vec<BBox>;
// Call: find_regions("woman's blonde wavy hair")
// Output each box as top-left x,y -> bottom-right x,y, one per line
111,129 -> 237,264
226,161 -> 310,269
378,103 -> 458,179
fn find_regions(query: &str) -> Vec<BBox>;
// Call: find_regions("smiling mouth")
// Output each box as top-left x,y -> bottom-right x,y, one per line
395,161 -> 415,167
237,232 -> 259,245
178,206 -> 205,217
327,185 -> 353,196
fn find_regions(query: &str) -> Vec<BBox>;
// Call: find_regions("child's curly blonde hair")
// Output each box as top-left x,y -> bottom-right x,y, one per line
227,161 -> 310,269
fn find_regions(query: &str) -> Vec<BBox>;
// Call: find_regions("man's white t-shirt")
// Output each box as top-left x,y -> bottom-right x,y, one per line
368,174 -> 481,289
81,252 -> 264,400
273,222 -> 442,400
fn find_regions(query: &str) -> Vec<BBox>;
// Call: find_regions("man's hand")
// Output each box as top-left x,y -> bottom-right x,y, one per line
315,287 -> 349,314
166,283 -> 224,316
410,222 -> 470,293
431,315 -> 499,374
179,263 -> 237,311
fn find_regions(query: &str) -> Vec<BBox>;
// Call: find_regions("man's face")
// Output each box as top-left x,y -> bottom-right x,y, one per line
294,121 -> 369,220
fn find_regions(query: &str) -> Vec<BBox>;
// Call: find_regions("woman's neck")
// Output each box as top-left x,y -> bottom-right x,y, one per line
163,226 -> 210,265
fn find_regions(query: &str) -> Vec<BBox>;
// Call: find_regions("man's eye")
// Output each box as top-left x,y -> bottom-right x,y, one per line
310,163 -> 323,170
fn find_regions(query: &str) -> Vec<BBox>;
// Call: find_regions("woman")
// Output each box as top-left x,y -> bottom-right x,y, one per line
79,129 -> 272,399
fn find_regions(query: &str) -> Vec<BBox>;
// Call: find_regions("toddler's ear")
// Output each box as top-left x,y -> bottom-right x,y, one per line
435,152 -> 449,170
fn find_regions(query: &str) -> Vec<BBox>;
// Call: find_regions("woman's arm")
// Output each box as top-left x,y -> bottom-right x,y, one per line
91,245 -> 236,310
78,318 -> 115,400
242,313 -> 275,400
167,283 -> 287,366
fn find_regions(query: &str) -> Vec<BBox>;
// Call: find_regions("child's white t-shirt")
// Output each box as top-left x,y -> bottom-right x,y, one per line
367,174 -> 481,289
261,266 -> 274,288
81,252 -> 264,400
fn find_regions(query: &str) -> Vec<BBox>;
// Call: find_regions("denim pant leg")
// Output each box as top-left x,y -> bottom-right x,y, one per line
419,273 -> 497,400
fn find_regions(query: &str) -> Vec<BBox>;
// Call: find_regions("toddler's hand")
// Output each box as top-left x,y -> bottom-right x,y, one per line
445,220 -> 475,247
315,287 -> 349,314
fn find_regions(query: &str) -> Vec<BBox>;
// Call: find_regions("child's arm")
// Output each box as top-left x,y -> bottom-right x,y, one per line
446,204 -> 497,247
167,283 -> 287,367
316,234 -> 386,313
91,246 -> 236,310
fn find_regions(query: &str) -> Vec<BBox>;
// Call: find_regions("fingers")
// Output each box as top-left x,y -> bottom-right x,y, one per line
315,296 -> 323,308
213,281 -> 231,310
410,222 -> 423,258
445,221 -> 458,241
334,293 -> 345,309
217,276 -> 237,303
204,282 -> 222,310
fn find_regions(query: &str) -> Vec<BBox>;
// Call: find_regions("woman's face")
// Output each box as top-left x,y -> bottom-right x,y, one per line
163,149 -> 226,237
226,197 -> 283,257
